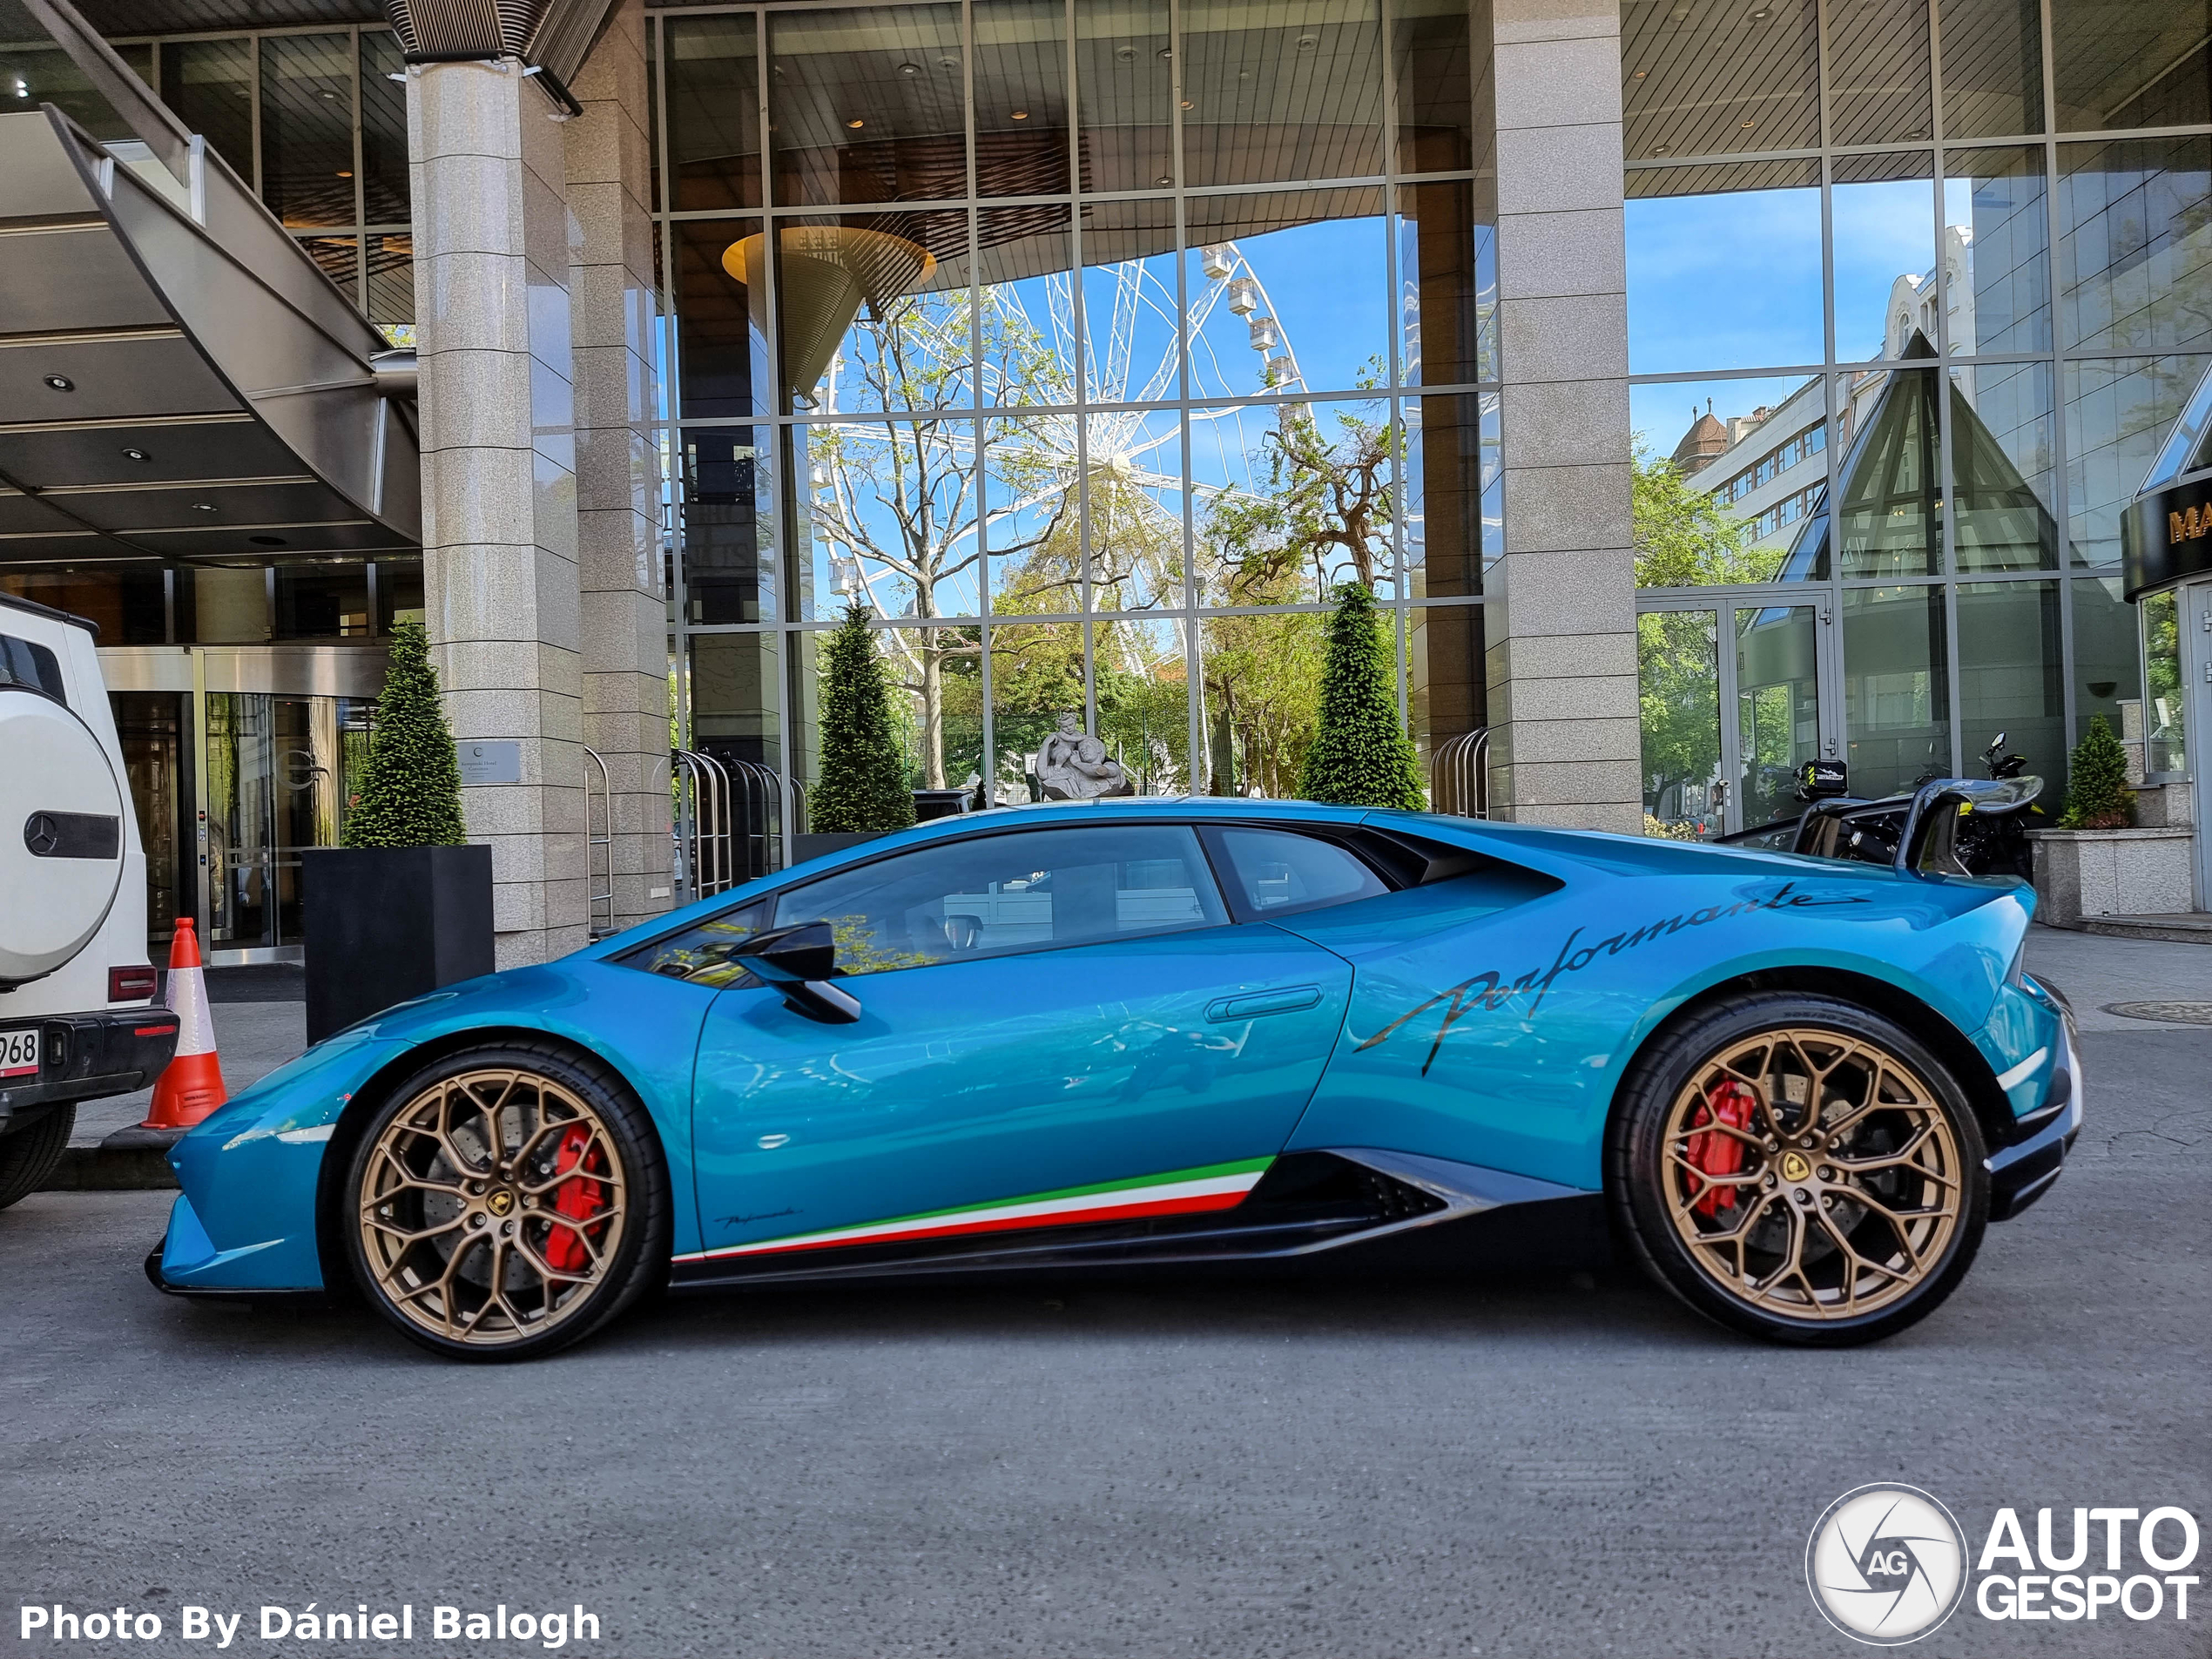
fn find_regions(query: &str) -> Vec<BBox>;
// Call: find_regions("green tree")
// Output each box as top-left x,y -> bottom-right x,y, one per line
806,300 -> 1072,789
810,605 -> 916,834
1632,438 -> 1770,588
2058,713 -> 2135,829
1299,583 -> 1425,810
343,619 -> 466,848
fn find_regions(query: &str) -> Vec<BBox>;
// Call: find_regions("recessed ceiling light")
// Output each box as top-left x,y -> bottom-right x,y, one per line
898,62 -> 921,77
318,88 -> 339,100
1651,144 -> 1670,155
1742,118 -> 1757,127
122,448 -> 150,462
1157,46 -> 1172,59
1010,109 -> 1029,119
1633,69 -> 1648,78
1153,173 -> 1173,185
1750,5 -> 1770,16
336,169 -> 353,178
938,56 -> 958,68
1296,34 -> 1318,48
43,374 -> 72,391
1116,44 -> 1136,61
846,118 -> 865,128
191,502 -> 217,513
1180,98 -> 1193,109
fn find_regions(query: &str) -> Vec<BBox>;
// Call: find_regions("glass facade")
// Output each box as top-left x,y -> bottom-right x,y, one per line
24,24 -> 426,341
1628,0 -> 2212,831
654,0 -> 1499,812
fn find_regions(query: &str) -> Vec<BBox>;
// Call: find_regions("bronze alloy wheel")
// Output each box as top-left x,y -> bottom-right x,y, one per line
1657,1027 -> 1964,1323
356,1067 -> 630,1349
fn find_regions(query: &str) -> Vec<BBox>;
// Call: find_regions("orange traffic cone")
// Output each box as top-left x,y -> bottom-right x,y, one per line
140,917 -> 227,1131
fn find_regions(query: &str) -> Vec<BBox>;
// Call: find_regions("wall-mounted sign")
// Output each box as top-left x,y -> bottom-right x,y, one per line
2123,472 -> 2212,598
456,739 -> 522,786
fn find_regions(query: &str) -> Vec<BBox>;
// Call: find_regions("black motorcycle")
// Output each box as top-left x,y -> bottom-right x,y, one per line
1720,738 -> 2043,880
1953,732 -> 2042,879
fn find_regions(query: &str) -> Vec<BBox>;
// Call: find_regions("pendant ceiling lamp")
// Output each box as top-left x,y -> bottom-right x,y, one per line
723,226 -> 937,406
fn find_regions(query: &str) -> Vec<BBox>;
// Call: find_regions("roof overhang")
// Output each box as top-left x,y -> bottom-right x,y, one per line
0,0 -> 419,569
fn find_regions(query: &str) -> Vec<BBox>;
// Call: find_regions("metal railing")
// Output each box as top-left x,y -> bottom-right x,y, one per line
1431,728 -> 1491,819
583,745 -> 614,939
672,752 -> 812,901
673,748 -> 735,902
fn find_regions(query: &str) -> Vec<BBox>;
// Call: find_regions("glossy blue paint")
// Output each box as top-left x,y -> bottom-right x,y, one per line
1280,821 -> 2041,1190
161,957 -> 725,1291
691,921 -> 1352,1257
153,798 -> 2049,1295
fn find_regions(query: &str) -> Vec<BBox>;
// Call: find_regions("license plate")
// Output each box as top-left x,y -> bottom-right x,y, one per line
0,1026 -> 37,1080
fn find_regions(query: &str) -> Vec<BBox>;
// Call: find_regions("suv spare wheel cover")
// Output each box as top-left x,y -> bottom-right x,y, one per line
0,686 -> 125,983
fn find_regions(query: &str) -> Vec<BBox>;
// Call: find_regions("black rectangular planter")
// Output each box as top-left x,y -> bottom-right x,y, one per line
302,845 -> 495,1045
790,831 -> 887,867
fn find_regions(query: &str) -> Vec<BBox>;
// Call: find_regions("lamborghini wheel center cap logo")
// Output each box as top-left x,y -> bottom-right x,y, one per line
1806,1483 -> 1968,1644
1779,1150 -> 1812,1182
486,1188 -> 515,1217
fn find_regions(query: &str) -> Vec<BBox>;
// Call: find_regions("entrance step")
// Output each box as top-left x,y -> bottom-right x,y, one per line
2069,913 -> 2212,943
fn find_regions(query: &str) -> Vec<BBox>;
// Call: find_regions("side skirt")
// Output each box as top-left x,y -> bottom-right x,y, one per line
668,1150 -> 1600,1293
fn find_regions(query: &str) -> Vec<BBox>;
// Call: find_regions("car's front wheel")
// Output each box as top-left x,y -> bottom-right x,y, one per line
1610,993 -> 1989,1345
342,1044 -> 668,1360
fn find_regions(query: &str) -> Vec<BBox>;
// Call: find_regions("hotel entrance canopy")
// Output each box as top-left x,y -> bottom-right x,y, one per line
0,0 -> 419,569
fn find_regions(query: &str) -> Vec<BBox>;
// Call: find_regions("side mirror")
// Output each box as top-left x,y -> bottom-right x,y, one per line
732,921 -> 861,1024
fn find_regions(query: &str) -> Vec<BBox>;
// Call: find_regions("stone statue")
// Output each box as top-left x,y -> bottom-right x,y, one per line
1035,711 -> 1135,799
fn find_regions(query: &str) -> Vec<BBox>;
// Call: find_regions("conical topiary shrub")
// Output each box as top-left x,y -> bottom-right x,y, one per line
811,604 -> 916,833
2057,713 -> 2135,830
1299,581 -> 1426,811
344,618 -> 467,847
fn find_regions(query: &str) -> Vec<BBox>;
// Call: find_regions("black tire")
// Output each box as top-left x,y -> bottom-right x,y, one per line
0,1103 -> 75,1210
1608,992 -> 1989,1346
341,1042 -> 669,1361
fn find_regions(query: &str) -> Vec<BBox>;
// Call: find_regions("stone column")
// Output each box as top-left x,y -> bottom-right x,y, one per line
1483,0 -> 1642,832
408,57 -> 590,966
565,0 -> 673,930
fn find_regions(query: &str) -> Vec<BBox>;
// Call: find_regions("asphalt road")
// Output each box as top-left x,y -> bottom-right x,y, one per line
3,1008 -> 2205,1659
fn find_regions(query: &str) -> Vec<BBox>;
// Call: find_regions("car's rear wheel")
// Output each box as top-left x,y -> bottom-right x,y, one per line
342,1044 -> 668,1360
1610,993 -> 1989,1345
0,1103 -> 74,1210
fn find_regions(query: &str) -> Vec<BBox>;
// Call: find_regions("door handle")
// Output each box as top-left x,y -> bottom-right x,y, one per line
1205,985 -> 1324,1022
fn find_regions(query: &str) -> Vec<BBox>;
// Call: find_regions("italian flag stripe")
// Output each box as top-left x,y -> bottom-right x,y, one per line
678,1157 -> 1272,1264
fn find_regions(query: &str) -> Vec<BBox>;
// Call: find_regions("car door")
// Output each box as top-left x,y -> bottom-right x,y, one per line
678,819 -> 1353,1267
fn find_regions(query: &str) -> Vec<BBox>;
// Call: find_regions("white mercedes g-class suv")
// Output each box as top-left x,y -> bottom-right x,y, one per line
0,592 -> 177,1206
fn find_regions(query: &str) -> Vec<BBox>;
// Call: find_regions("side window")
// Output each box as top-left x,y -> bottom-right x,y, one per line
773,823 -> 1228,977
619,900 -> 768,987
1210,826 -> 1389,918
0,634 -> 65,704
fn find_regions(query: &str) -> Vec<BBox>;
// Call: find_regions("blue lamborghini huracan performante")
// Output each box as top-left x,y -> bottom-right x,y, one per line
150,799 -> 2080,1359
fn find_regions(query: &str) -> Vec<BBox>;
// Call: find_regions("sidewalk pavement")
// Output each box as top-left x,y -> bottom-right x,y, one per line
2021,922 -> 2212,1029
68,1001 -> 307,1148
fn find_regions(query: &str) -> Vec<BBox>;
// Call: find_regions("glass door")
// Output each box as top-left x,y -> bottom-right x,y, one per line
200,690 -> 375,953
206,691 -> 279,950
1637,606 -> 1723,838
113,691 -> 190,947
1641,597 -> 1834,838
1732,602 -> 1824,830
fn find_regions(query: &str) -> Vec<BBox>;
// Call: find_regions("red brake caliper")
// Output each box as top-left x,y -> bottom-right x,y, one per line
1683,1079 -> 1757,1217
543,1124 -> 607,1271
